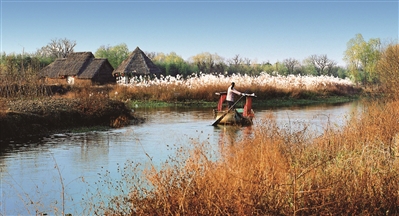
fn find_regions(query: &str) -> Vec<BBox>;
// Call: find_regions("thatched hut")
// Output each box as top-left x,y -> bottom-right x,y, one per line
41,52 -> 115,85
112,47 -> 161,84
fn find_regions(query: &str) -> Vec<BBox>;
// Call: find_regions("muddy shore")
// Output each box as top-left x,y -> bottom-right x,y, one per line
0,98 -> 144,141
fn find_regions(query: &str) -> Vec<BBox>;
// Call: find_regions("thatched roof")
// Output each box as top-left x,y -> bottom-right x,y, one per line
41,52 -> 94,78
78,58 -> 110,78
41,52 -> 115,84
113,47 -> 161,77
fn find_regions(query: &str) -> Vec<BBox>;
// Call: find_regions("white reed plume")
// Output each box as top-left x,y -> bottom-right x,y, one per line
120,73 -> 354,90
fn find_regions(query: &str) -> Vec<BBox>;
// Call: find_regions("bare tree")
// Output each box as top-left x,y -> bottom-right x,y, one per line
38,38 -> 77,58
229,54 -> 243,66
326,60 -> 337,76
283,58 -> 300,74
145,52 -> 156,60
309,54 -> 336,76
244,58 -> 251,65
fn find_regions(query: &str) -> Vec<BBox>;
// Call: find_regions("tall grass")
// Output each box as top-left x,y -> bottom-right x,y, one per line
112,73 -> 359,102
92,99 -> 399,215
0,58 -> 52,99
0,64 -> 358,104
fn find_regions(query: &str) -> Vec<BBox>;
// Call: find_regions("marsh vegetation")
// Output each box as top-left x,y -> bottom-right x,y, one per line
1,39 -> 399,215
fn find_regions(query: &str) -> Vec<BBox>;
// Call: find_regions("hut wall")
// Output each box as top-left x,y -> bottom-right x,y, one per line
44,78 -> 67,85
44,77 -> 92,86
93,63 -> 116,84
73,79 -> 93,86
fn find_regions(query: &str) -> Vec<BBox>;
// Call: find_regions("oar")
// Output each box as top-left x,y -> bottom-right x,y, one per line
211,95 -> 244,126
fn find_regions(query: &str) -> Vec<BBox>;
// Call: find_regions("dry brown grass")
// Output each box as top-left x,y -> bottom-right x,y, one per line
0,63 -> 53,98
90,99 -> 399,215
0,99 -> 6,118
1,62 -> 358,103
110,83 -> 219,102
108,81 -> 357,103
377,44 -> 399,99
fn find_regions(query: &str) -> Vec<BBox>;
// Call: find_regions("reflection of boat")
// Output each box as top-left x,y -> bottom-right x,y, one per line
212,92 -> 256,126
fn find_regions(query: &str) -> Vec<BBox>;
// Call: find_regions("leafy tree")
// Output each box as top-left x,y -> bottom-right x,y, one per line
95,43 -> 130,69
376,43 -> 399,97
343,33 -> 381,84
0,52 -> 45,84
274,61 -> 288,75
36,38 -> 76,58
162,52 -> 185,76
258,62 -> 275,74
153,52 -> 195,77
246,60 -> 271,76
153,52 -> 181,63
0,52 -> 7,72
301,58 -> 318,76
31,50 -> 54,68
190,52 -> 225,75
336,66 -> 349,79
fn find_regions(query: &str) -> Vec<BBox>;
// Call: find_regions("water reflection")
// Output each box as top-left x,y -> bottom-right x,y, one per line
256,101 -> 361,137
0,101 -> 361,215
214,125 -> 253,146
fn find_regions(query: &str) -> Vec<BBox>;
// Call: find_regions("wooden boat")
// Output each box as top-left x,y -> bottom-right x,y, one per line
212,92 -> 256,126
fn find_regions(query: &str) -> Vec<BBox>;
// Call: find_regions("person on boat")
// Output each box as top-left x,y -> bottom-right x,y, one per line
226,82 -> 243,108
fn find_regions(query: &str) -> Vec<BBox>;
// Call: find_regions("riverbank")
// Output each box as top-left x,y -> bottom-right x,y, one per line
127,95 -> 360,109
0,94 -> 360,142
0,98 -> 144,142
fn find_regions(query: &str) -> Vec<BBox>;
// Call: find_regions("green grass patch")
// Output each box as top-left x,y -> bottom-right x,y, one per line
254,95 -> 360,108
127,95 -> 360,109
127,100 -> 217,109
62,125 -> 111,133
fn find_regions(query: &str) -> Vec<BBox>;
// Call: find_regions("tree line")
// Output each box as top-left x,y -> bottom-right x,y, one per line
1,34 -> 397,87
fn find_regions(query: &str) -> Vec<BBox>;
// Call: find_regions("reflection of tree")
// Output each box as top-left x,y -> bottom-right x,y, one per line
0,158 -> 8,175
72,133 -> 110,166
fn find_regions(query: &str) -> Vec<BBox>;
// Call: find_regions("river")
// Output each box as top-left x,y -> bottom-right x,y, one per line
0,101 -> 361,215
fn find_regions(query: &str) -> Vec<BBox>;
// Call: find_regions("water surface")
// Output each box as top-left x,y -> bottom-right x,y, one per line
0,101 -> 360,215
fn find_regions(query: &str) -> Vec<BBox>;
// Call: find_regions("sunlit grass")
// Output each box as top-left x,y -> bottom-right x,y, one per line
88,98 -> 399,215
112,73 -> 359,102
1,69 -> 376,215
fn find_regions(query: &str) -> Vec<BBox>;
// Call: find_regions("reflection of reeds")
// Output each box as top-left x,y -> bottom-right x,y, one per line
93,99 -> 399,215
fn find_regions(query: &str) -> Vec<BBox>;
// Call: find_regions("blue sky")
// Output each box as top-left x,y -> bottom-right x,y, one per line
1,0 -> 398,66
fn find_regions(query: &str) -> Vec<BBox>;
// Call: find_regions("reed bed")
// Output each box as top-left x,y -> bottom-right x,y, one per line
0,69 -> 358,104
0,81 -> 52,99
112,73 -> 359,102
87,98 -> 399,215
0,59 -> 53,99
